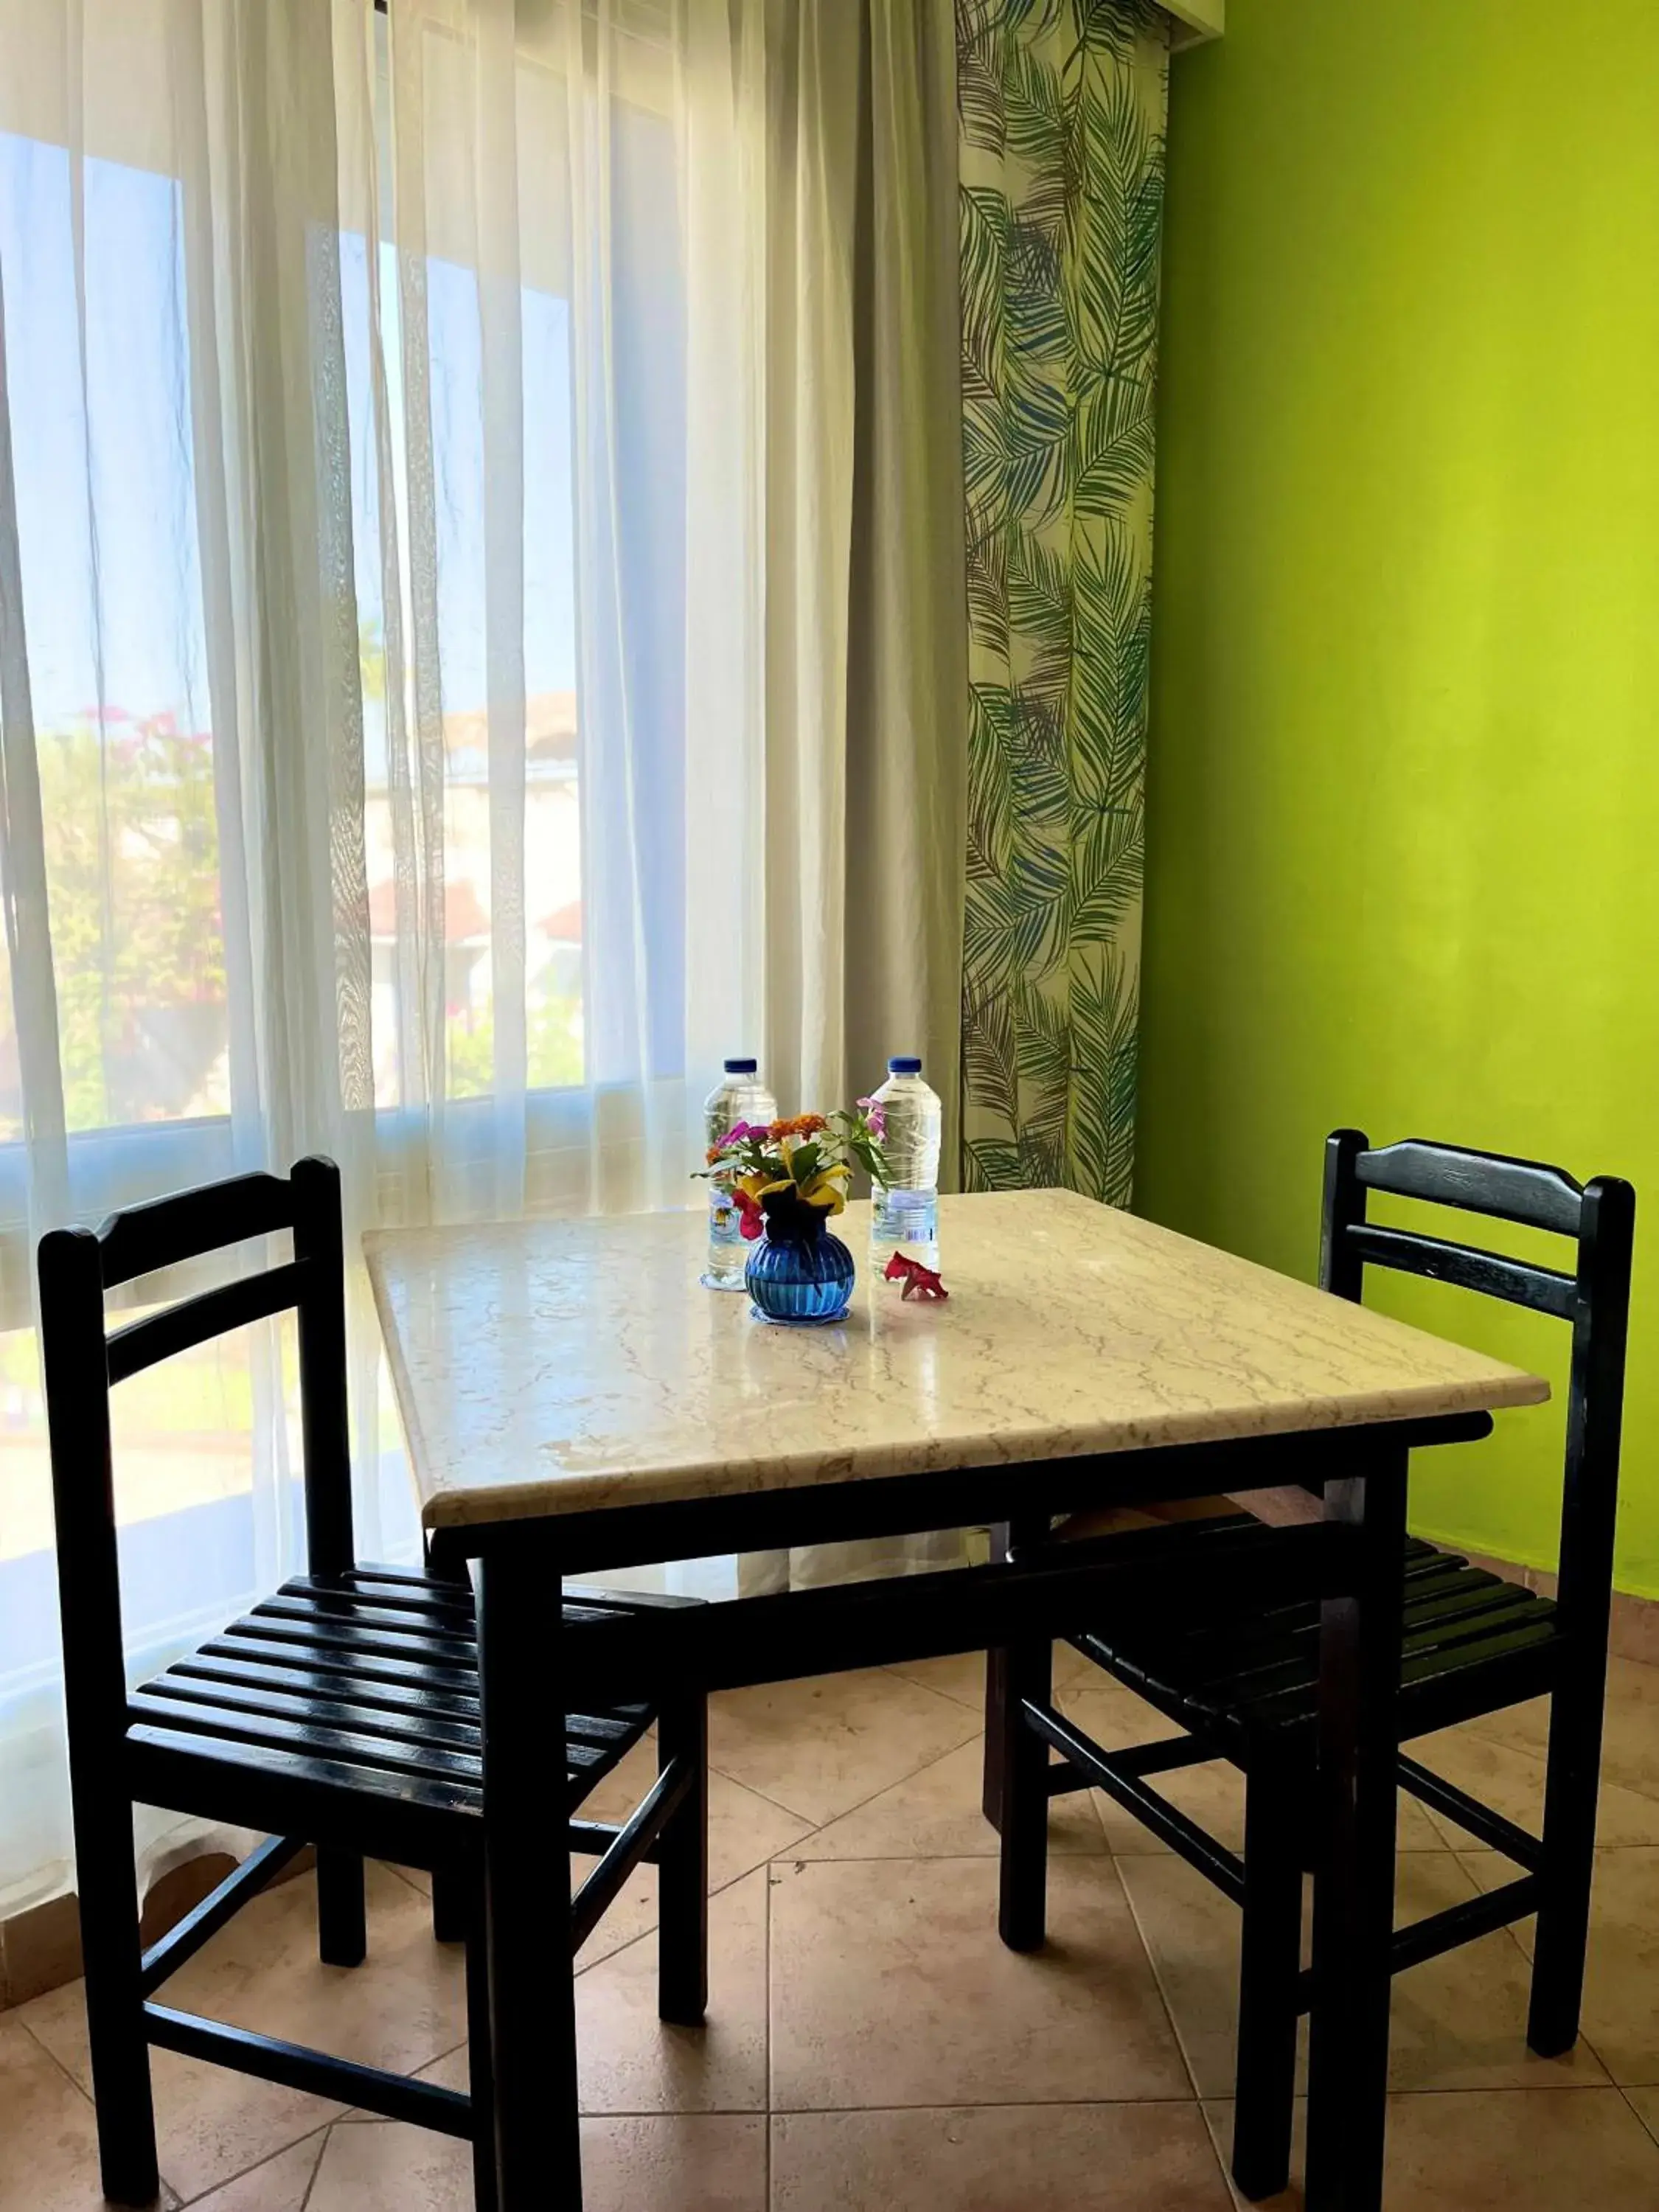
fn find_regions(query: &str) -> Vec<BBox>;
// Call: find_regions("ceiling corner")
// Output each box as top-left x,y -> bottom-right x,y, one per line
1164,0 -> 1223,52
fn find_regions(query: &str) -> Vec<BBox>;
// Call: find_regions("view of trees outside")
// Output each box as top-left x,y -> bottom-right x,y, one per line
0,1317 -> 264,1568
360,655 -> 587,1111
0,689 -> 588,1135
33,711 -> 229,1130
0,118 -> 586,1698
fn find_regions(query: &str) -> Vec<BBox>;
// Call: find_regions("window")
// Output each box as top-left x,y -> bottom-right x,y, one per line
0,0 -> 752,1908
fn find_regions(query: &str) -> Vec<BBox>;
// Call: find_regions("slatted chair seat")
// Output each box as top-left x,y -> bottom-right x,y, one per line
125,1568 -> 670,1836
1077,1524 -> 1562,1761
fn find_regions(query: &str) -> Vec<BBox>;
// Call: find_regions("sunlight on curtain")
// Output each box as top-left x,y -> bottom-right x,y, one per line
0,0 -> 772,1917
0,0 -> 967,1916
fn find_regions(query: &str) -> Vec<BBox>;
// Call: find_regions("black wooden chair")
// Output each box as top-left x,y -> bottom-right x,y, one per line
988,1132 -> 1634,2201
41,1156 -> 708,2211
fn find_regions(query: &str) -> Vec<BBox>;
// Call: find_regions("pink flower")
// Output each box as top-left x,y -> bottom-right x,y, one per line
722,1121 -> 765,1147
857,1096 -> 886,1139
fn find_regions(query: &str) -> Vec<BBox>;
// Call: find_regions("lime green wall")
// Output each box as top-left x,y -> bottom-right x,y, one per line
1137,0 -> 1659,1593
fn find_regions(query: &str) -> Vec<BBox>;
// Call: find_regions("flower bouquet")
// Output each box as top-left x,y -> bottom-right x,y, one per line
695,1105 -> 890,1322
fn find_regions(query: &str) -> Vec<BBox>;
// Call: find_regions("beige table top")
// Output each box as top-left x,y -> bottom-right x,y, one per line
366,1189 -> 1548,1531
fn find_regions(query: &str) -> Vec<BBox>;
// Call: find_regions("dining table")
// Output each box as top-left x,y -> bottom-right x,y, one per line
365,1185 -> 1547,2212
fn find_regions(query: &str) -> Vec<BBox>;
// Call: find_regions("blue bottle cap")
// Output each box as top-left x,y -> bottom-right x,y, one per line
723,1057 -> 758,1074
887,1055 -> 922,1074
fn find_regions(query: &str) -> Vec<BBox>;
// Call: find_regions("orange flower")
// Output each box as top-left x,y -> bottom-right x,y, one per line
768,1112 -> 828,1140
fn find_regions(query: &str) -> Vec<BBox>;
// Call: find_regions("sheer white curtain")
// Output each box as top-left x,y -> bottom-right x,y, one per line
0,0 -> 966,1919
0,0 -> 369,1920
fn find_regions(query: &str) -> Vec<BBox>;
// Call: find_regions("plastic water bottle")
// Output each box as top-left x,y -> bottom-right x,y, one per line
869,1055 -> 942,1275
700,1057 -> 776,1290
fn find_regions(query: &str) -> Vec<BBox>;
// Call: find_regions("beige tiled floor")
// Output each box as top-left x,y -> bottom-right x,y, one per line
9,1658 -> 1659,2210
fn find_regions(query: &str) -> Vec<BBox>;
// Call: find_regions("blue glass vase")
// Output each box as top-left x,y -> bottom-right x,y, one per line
745,1201 -> 855,1324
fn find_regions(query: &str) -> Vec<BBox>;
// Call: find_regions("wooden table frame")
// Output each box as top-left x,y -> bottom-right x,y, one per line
437,1410 -> 1489,2212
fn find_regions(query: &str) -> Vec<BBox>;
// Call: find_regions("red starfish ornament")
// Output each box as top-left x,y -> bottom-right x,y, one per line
883,1251 -> 948,1300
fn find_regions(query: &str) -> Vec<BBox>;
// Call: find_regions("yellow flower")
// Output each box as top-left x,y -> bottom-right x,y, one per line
801,1172 -> 847,1215
737,1172 -> 793,1201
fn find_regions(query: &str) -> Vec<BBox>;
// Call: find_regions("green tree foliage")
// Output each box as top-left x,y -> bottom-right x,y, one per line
35,716 -> 227,1129
446,990 -> 585,1100
956,0 -> 1167,1206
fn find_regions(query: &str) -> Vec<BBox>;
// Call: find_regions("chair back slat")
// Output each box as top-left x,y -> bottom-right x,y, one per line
96,1171 -> 294,1289
1355,1138 -> 1584,1237
105,1264 -> 305,1387
291,1156 -> 354,1579
1343,1223 -> 1576,1322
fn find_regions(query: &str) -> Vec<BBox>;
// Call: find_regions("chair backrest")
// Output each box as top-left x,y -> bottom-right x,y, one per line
37,1156 -> 352,1763
1319,1129 -> 1635,1655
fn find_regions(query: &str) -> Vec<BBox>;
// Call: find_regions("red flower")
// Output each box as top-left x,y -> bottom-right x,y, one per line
734,1188 -> 766,1241
883,1252 -> 947,1300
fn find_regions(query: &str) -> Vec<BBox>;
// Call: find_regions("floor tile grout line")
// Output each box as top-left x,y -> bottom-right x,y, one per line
584,2095 -> 1214,2118
880,1661 -> 986,1714
15,2008 -> 103,2114
1615,2081 -> 1659,2151
297,2121 -> 330,2212
296,2132 -> 327,2212
707,1761 -> 824,1825
1461,1709 -> 1659,1817
378,1859 -> 433,1906
707,1712 -> 983,1832
1111,1846 -> 1217,2114
172,2121 -> 332,2211
577,2083 -> 1655,2121
713,1718 -> 984,1853
575,1840 -> 805,1980
758,1846 -> 1110,1866
877,1668 -> 1004,1722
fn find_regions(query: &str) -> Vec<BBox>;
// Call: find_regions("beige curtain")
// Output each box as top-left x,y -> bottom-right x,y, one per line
743,0 -> 970,1595
762,0 -> 968,1147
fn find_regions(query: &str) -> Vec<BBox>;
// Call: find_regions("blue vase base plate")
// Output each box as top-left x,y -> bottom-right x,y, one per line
746,1301 -> 850,1326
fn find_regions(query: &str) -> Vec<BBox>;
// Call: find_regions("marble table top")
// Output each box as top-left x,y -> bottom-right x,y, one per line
365,1189 -> 1548,1531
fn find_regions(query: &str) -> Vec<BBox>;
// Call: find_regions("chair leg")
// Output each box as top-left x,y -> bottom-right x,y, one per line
997,1635 -> 1052,1952
656,1691 -> 709,2025
1528,1671 -> 1607,2056
316,1847 -> 367,1967
984,1518 -> 1042,1834
77,1802 -> 161,2207
982,1642 -> 1009,1834
1231,1759 -> 1303,2201
465,1876 -> 500,2212
432,1869 -> 470,1946
427,1538 -> 476,1950
480,1551 -> 584,2210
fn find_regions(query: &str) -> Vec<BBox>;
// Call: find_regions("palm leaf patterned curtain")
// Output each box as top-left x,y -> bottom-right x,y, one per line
956,0 -> 1169,1205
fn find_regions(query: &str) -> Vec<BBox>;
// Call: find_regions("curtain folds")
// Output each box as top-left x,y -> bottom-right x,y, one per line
0,0 -> 968,1912
762,0 -> 967,1149
743,0 -> 968,1596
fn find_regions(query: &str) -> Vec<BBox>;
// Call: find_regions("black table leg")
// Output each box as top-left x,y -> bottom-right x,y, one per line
479,1548 -> 582,2209
984,1516 -> 1049,1834
982,1522 -> 1012,1831
997,1630 -> 1053,1952
1306,1441 -> 1408,2212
